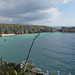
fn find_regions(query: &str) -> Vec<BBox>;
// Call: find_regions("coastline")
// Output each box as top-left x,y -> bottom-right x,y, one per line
2,34 -> 15,36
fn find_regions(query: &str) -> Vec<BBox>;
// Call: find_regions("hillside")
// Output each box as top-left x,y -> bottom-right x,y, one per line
60,27 -> 75,32
0,24 -> 58,34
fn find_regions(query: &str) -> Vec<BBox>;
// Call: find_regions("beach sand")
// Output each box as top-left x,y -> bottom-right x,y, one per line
2,34 -> 15,36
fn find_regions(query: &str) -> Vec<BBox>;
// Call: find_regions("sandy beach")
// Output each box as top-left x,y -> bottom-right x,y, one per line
2,34 -> 15,36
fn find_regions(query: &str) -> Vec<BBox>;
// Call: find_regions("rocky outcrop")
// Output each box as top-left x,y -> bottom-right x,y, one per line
60,27 -> 75,32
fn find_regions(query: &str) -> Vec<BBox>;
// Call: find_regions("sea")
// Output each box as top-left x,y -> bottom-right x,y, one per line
0,32 -> 75,75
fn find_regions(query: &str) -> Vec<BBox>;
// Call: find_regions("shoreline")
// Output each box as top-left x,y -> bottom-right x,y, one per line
2,34 -> 15,36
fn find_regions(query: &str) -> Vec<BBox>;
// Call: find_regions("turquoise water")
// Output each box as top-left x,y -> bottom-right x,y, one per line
0,33 -> 75,75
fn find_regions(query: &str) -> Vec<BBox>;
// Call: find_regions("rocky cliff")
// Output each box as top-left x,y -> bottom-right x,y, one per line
60,27 -> 75,32
0,24 -> 58,34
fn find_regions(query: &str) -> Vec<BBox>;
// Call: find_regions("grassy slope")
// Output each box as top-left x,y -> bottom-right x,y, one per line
0,66 -> 16,75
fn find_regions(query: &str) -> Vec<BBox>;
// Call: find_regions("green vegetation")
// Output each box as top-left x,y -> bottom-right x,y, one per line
0,66 -> 16,75
0,24 -> 58,34
0,63 -> 43,75
5,63 -> 21,73
26,64 -> 35,70
50,73 -> 55,75
26,64 -> 41,72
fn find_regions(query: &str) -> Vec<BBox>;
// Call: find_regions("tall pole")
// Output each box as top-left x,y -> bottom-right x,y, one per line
57,70 -> 60,75
19,33 -> 40,75
69,73 -> 71,75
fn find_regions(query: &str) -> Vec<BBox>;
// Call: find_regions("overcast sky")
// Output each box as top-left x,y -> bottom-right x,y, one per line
0,0 -> 75,26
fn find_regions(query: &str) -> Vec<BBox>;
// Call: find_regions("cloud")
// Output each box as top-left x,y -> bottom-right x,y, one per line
0,0 -> 70,25
39,8 -> 61,21
18,7 -> 61,25
0,16 -> 13,23
62,0 -> 70,3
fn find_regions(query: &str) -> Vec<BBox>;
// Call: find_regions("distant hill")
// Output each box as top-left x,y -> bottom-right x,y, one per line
0,24 -> 58,34
60,27 -> 75,32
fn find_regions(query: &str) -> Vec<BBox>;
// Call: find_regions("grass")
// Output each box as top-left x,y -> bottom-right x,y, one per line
26,64 -> 41,72
0,66 -> 16,75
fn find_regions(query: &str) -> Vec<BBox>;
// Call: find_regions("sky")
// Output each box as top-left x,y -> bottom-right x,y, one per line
0,0 -> 75,26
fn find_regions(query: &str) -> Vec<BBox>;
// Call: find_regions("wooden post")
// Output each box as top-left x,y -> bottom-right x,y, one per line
31,59 -> 34,65
20,59 -> 22,64
57,70 -> 60,75
28,60 -> 30,64
46,70 -> 48,75
69,73 -> 71,75
0,58 -> 3,66
0,34 -> 2,37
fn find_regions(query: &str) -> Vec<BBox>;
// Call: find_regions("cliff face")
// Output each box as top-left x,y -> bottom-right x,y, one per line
60,27 -> 75,32
0,24 -> 58,34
